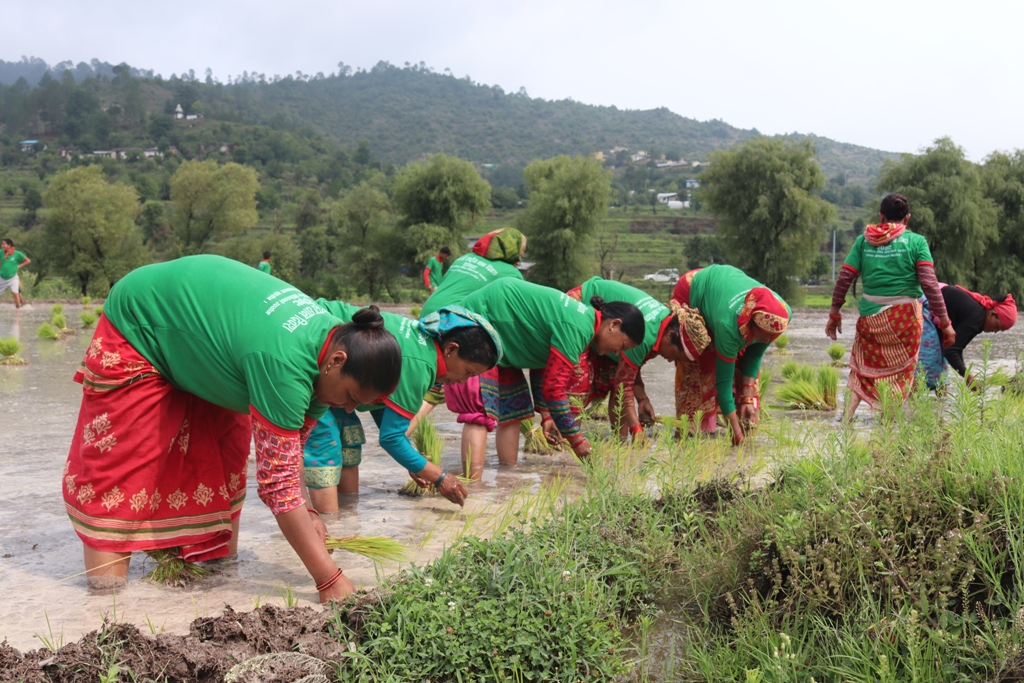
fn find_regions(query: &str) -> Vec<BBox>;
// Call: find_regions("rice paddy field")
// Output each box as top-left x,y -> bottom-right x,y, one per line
2,302 -> 1024,681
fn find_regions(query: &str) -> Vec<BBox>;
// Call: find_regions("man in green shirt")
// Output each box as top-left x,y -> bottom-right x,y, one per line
257,251 -> 272,275
422,246 -> 451,293
0,238 -> 31,308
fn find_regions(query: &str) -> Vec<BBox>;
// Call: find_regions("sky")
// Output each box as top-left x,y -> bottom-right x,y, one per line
4,0 -> 1021,160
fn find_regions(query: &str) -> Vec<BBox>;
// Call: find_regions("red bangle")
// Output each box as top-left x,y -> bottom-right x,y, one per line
316,568 -> 343,592
307,508 -> 320,517
829,312 -> 843,322
629,424 -> 643,436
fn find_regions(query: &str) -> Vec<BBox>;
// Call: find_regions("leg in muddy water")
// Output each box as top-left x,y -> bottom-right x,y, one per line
228,514 -> 240,555
843,394 -> 862,422
339,466 -> 359,496
83,545 -> 130,590
496,422 -> 520,467
461,423 -> 487,480
309,484 -> 342,513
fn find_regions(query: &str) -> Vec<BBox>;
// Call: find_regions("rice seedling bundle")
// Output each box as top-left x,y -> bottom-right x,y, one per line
37,322 -> 59,340
325,535 -> 409,563
780,359 -> 799,379
51,304 -> 63,315
409,305 -> 422,318
776,379 -> 826,410
816,365 -> 839,409
143,549 -> 210,586
521,416 -> 556,453
773,333 -> 790,352
81,296 -> 92,306
757,367 -> 773,404
51,312 -> 67,329
400,418 -> 443,496
95,305 -> 103,317
0,337 -> 26,365
80,311 -> 98,329
826,342 -> 846,364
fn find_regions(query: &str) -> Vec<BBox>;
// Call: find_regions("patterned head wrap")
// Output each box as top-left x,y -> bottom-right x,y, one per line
418,305 -> 504,364
955,286 -> 1018,330
471,228 -> 525,264
667,299 -> 712,362
865,222 -> 907,247
737,288 -> 790,342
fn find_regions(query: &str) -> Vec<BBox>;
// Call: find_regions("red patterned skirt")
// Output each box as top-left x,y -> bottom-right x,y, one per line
565,350 -> 618,415
63,315 -> 251,561
848,301 -> 923,408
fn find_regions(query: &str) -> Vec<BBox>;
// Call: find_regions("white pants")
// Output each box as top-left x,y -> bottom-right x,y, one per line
0,275 -> 19,296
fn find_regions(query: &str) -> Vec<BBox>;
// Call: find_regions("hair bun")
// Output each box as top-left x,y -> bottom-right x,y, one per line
588,295 -> 606,310
352,305 -> 385,330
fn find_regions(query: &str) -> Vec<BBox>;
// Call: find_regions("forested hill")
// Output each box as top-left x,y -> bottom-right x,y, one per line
0,58 -> 895,184
233,63 -> 895,184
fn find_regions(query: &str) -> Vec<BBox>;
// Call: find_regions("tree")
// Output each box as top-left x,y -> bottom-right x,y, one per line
42,166 -> 147,295
518,155 -> 611,290
293,189 -> 323,232
700,138 -> 834,298
331,182 -> 394,299
168,160 -> 260,255
22,188 -> 42,225
393,153 -> 491,242
981,150 -> 1024,296
877,137 -> 997,288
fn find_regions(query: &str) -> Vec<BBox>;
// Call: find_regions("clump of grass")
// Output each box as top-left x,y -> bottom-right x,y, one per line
325,535 -> 409,563
780,359 -> 799,379
95,305 -> 103,317
0,337 -> 26,365
773,333 -> 790,352
49,307 -> 74,337
51,304 -> 63,315
826,341 -> 846,365
520,416 -> 556,453
777,365 -> 838,409
81,296 -> 92,306
37,321 -> 60,340
409,305 -> 422,318
80,311 -> 98,329
143,549 -> 210,586
400,418 -> 443,496
757,367 -> 773,405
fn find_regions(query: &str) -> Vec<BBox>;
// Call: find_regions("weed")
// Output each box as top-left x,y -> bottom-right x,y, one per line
279,583 -> 299,607
34,611 -> 64,652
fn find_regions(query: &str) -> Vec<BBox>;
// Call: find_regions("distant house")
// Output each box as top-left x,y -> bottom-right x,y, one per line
631,151 -> 648,163
185,113 -> 201,120
143,147 -> 163,159
592,151 -> 606,162
656,192 -> 679,203
174,104 -> 184,120
19,140 -> 40,152
609,146 -> 628,153
656,160 -> 687,168
685,179 -> 701,189
59,148 -> 79,160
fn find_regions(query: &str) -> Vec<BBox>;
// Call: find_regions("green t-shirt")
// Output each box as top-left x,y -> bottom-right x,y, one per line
421,253 -> 524,317
690,265 -> 790,415
843,232 -> 933,317
0,249 -> 27,279
425,256 -> 444,288
104,255 -> 341,431
257,260 -> 272,275
578,277 -> 669,368
317,299 -> 437,419
461,279 -> 596,370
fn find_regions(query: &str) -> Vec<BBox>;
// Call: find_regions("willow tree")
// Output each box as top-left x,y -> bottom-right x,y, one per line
168,160 -> 260,255
877,137 -> 997,289
518,155 -> 611,290
700,138 -> 834,299
392,153 -> 491,246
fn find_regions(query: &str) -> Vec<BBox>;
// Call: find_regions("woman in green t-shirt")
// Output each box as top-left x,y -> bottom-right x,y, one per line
565,277 -> 696,440
63,256 -> 402,603
458,279 -> 645,469
305,301 -> 502,511
670,264 -> 791,445
827,194 -> 955,419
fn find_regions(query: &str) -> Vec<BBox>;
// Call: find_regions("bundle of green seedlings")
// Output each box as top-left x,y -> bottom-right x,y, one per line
80,311 -> 98,329
143,549 -> 210,586
39,304 -> 74,340
773,333 -> 790,353
826,341 -> 846,365
324,535 -> 409,563
775,363 -> 838,409
400,418 -> 444,496
81,296 -> 92,307
408,305 -> 422,318
520,415 -> 557,453
0,336 -> 27,365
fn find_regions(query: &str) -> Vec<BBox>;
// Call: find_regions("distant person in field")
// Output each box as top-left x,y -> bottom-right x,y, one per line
423,246 -> 451,293
916,285 -> 1017,391
827,193 -> 954,418
257,251 -> 272,275
0,238 -> 31,308
671,265 -> 790,445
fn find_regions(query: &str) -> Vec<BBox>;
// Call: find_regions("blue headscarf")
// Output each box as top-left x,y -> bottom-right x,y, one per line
418,305 -> 503,364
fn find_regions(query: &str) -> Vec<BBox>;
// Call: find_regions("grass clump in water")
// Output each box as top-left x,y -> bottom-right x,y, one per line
409,305 -> 422,318
143,549 -> 210,587
80,311 -> 98,329
0,337 -> 26,365
773,333 -> 789,353
826,341 -> 846,365
37,321 -> 60,340
776,365 -> 838,409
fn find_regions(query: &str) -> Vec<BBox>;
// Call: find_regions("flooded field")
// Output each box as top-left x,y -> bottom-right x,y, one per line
0,302 -> 1020,654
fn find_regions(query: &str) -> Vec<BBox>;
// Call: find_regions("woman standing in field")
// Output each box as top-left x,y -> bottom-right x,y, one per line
304,300 -> 501,511
670,264 -> 790,445
565,277 -> 699,440
457,278 -> 645,473
826,193 -> 955,417
916,285 -> 1017,390
64,256 -> 402,602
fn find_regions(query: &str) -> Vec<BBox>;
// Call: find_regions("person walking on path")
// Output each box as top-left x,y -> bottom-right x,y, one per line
0,238 -> 31,308
826,193 -> 955,418
257,251 -> 272,275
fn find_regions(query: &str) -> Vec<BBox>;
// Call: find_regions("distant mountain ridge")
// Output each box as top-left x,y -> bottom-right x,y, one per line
0,57 -> 154,87
0,57 -> 897,184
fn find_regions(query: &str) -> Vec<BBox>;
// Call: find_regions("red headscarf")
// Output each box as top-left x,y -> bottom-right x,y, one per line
471,228 -> 525,264
955,286 -> 1018,330
737,287 -> 790,341
864,222 -> 906,247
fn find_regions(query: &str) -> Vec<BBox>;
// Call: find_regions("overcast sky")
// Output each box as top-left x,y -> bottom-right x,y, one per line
4,0 -> 1020,160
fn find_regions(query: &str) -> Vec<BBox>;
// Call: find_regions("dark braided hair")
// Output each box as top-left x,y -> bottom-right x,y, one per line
329,306 -> 402,394
589,296 -> 645,344
880,193 -> 910,222
440,326 -> 498,369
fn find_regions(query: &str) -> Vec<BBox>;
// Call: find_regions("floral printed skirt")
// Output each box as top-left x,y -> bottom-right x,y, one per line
849,301 -> 923,407
303,408 -> 366,488
63,315 -> 250,561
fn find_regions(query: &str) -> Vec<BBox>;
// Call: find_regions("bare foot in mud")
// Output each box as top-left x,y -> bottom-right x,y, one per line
87,574 -> 127,591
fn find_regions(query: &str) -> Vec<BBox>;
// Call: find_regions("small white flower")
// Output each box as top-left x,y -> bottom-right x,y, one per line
448,601 -> 456,611
424,578 -> 434,586
562,570 -> 572,581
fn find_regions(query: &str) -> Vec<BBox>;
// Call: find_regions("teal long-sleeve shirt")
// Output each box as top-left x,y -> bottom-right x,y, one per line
368,406 -> 428,473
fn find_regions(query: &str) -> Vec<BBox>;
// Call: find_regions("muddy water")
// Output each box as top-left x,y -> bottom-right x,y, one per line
1,304 -> 1020,653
